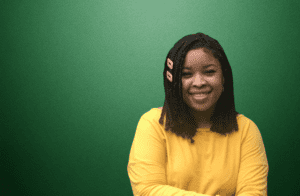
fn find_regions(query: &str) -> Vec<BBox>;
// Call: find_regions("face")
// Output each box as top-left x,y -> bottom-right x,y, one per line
182,48 -> 224,113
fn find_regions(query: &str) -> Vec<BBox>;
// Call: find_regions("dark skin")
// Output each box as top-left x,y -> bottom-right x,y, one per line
181,48 -> 224,129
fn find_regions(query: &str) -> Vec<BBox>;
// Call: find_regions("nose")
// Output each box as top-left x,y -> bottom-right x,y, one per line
192,74 -> 207,86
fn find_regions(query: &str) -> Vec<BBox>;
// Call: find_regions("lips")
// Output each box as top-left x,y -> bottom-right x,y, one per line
193,93 -> 209,97
190,91 -> 211,100
190,91 -> 211,94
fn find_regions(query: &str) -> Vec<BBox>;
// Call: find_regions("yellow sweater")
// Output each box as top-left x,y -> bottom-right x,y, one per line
127,108 -> 269,196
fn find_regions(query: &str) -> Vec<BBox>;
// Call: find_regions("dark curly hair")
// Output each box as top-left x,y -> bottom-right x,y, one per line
159,32 -> 239,144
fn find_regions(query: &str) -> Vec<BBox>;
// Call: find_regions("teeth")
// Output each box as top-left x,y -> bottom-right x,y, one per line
194,94 -> 207,97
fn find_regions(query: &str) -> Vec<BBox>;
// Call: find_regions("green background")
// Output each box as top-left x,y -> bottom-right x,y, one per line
1,0 -> 300,195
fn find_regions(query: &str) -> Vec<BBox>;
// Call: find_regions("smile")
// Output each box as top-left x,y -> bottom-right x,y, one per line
191,92 -> 210,100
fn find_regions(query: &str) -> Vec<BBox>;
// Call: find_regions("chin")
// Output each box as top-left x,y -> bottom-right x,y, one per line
191,104 -> 210,112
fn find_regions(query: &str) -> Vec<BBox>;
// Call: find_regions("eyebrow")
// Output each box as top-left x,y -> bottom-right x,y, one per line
183,64 -> 215,69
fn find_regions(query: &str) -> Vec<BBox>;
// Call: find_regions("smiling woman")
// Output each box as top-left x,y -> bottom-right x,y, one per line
158,33 -> 239,141
181,48 -> 224,128
127,33 -> 269,196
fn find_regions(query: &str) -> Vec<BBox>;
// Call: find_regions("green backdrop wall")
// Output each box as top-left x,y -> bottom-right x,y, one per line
2,0 -> 300,195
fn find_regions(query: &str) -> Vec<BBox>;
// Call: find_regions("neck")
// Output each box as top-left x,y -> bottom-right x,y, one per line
188,105 -> 215,128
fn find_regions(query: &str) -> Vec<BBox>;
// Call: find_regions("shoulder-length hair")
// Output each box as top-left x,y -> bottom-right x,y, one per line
159,32 -> 239,144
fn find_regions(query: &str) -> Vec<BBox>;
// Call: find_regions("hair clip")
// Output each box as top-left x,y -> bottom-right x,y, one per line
167,58 -> 173,69
166,70 -> 173,82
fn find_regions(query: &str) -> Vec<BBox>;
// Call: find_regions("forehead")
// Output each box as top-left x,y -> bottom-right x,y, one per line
183,48 -> 220,68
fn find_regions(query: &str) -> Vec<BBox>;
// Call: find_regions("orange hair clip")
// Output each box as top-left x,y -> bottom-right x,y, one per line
167,58 -> 173,69
166,70 -> 172,82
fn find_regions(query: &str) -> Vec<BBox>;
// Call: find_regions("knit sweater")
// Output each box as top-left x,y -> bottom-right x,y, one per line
127,108 -> 269,196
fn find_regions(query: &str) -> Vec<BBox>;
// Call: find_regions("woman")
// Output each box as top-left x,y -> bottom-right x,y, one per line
127,33 -> 269,196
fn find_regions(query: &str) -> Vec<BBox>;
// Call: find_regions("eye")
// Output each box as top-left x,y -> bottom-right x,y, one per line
205,70 -> 216,74
182,72 -> 191,76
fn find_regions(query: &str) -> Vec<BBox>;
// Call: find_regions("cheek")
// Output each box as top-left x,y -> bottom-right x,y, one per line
210,77 -> 222,88
181,81 -> 190,100
181,80 -> 188,92
210,78 -> 223,96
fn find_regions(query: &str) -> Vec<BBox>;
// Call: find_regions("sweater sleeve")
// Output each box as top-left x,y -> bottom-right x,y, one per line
127,115 -> 212,196
235,119 -> 269,196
